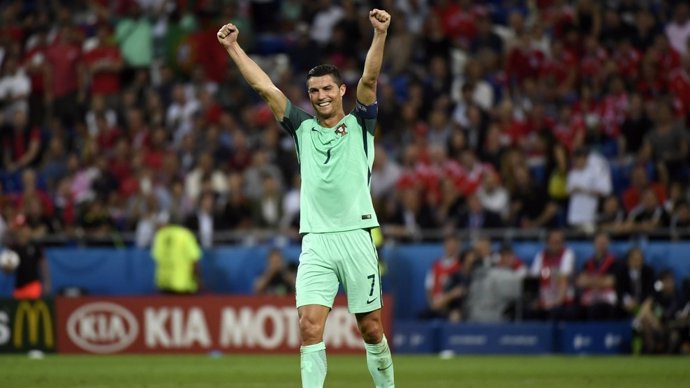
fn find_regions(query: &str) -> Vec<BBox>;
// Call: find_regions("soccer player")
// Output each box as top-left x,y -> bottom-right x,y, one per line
217,9 -> 394,388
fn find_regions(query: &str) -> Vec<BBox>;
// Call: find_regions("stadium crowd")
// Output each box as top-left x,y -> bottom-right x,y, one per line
1,0 -> 689,246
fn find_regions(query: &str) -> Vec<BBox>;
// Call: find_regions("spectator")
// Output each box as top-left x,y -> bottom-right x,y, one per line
384,187 -> 438,242
419,235 -> 462,320
151,215 -> 202,294
78,198 -> 116,243
310,0 -> 344,46
566,148 -> 612,232
253,248 -> 297,295
280,174 -> 301,235
465,243 -> 525,323
166,84 -> 200,140
509,165 -> 559,229
45,25 -> 85,127
1,109 -> 42,172
576,232 -> 619,320
665,3 -> 690,55
1,214 -> 51,298
0,55 -> 30,122
640,101 -> 688,184
244,148 -> 284,201
185,191 -> 219,249
664,181 -> 687,213
617,247 -> 655,319
472,236 -> 495,268
634,269 -> 687,353
425,247 -> 478,323
622,164 -> 667,213
15,168 -> 53,218
527,229 -> 577,321
476,171 -> 509,220
597,194 -> 627,235
252,174 -> 283,229
184,153 -> 227,203
115,3 -> 153,72
85,95 -> 119,143
371,145 -> 402,208
455,193 -> 503,232
82,23 -> 124,107
626,188 -> 669,235
669,200 -> 690,239
221,172 -> 254,232
619,94 -> 652,158
22,27 -> 51,126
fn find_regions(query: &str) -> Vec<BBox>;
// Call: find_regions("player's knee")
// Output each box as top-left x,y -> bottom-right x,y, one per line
358,318 -> 383,344
299,314 -> 325,343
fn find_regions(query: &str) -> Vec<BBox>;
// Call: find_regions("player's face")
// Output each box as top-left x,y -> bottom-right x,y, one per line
307,75 -> 345,121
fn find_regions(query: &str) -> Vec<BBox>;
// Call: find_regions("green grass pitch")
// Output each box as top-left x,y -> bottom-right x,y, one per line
0,354 -> 688,387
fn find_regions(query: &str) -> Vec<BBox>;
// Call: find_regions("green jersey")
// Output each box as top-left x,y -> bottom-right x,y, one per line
280,99 -> 380,233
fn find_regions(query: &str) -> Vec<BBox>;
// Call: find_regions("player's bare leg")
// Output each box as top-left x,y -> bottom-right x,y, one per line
356,309 -> 395,388
298,304 -> 330,388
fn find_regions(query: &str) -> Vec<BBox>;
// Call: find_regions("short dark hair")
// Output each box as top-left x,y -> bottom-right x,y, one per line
307,64 -> 343,85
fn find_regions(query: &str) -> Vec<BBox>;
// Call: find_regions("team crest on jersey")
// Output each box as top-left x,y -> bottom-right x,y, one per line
335,124 -> 348,137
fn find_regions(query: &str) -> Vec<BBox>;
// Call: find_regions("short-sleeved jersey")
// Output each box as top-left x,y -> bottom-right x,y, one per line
280,99 -> 379,234
152,225 -> 202,293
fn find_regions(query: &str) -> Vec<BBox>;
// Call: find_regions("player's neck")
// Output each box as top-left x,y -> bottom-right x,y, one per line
317,111 -> 346,128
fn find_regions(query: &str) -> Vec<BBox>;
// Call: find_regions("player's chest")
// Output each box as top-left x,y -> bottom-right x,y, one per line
301,122 -> 360,163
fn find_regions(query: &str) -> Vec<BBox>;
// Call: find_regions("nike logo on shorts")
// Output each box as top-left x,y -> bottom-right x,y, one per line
377,363 -> 393,371
366,297 -> 378,304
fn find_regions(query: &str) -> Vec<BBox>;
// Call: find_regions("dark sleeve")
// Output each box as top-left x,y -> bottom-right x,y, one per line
280,99 -> 312,135
606,260 -> 620,276
352,100 -> 378,135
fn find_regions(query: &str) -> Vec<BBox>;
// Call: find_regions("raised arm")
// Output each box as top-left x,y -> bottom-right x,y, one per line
357,9 -> 391,105
217,23 -> 287,120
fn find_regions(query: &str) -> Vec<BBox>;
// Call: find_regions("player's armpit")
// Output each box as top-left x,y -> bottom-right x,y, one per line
258,85 -> 288,121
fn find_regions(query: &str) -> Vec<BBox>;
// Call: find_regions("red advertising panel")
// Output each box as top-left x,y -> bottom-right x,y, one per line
56,295 -> 392,354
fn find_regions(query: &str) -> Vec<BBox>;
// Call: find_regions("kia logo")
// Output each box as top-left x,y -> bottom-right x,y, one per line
67,302 -> 139,354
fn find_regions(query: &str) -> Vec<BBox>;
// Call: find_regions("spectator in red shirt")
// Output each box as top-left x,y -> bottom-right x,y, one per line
143,126 -> 169,171
540,39 -> 578,99
83,23 -> 124,108
434,0 -> 479,48
622,165 -> 667,213
45,26 -> 86,126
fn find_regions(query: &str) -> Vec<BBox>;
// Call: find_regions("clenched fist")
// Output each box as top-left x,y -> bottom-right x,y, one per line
369,9 -> 391,33
217,23 -> 239,48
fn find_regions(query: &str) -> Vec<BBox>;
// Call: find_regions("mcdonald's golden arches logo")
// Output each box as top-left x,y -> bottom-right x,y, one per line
13,300 -> 54,348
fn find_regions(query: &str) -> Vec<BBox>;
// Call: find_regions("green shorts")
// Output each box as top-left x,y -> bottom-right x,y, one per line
296,229 -> 382,314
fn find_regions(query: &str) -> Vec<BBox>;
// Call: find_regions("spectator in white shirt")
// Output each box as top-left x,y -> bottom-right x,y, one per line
477,171 -> 509,219
666,3 -> 690,55
566,148 -> 612,232
166,84 -> 199,140
0,56 -> 31,122
371,145 -> 401,205
310,0 -> 344,46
